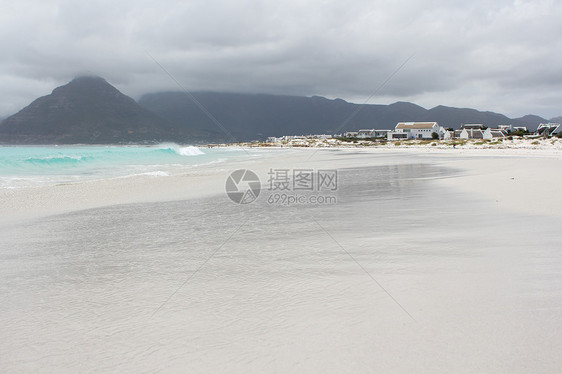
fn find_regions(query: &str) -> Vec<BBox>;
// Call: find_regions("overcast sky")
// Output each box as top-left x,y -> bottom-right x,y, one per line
1,0 -> 561,119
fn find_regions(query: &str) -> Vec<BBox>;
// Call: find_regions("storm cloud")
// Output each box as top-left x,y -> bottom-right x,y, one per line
1,0 -> 561,119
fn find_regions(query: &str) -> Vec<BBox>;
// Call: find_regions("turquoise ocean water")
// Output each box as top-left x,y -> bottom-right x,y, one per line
0,144 -> 252,188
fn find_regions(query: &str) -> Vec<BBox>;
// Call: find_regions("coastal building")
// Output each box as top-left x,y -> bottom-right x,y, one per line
459,128 -> 484,139
306,134 -> 333,139
343,130 -> 391,139
374,129 -> 392,138
497,125 -> 529,134
535,123 -> 560,137
283,135 -> 306,141
388,122 -> 441,140
483,128 -> 507,139
442,129 -> 453,140
354,129 -> 392,138
267,134 -> 333,143
451,127 -> 506,140
461,124 -> 486,130
357,129 -> 375,138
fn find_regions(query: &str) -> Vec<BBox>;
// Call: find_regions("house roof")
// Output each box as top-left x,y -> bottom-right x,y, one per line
536,123 -> 560,135
488,129 -> 507,137
458,128 -> 484,138
395,122 -> 438,129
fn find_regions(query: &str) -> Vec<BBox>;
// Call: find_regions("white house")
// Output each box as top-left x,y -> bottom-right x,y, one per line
357,129 -> 375,138
535,123 -> 560,136
374,129 -> 392,138
344,129 -> 391,139
461,124 -> 485,130
278,135 -> 307,141
344,131 -> 358,138
388,122 -> 442,140
459,128 -> 484,139
442,129 -> 453,140
307,134 -> 333,139
483,128 -> 507,139
356,129 -> 392,138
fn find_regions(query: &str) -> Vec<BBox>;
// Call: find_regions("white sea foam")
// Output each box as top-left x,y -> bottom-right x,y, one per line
153,143 -> 205,156
178,145 -> 205,156
125,171 -> 170,178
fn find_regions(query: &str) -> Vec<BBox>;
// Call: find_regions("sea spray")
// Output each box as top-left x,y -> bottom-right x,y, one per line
152,143 -> 206,156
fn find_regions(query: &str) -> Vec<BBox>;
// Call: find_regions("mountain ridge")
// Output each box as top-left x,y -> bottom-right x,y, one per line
139,91 -> 551,140
0,76 -> 557,144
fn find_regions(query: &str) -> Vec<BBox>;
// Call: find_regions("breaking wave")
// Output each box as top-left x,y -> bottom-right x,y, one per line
152,143 -> 205,156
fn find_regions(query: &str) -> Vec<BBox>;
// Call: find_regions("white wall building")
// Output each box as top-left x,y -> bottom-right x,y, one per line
307,134 -> 333,139
357,129 -> 375,138
374,129 -> 392,138
442,129 -> 453,140
461,124 -> 485,130
388,122 -> 442,140
483,128 -> 507,139
355,129 -> 392,138
535,123 -> 560,136
459,128 -> 484,139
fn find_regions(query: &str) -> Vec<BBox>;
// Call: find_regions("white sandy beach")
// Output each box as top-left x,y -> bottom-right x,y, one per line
1,147 -> 561,373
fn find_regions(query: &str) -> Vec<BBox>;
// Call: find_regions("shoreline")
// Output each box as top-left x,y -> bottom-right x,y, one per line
217,136 -> 562,152
1,147 -> 561,226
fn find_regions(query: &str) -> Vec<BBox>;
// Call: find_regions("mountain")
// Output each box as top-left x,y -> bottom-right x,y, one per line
0,76 -> 210,144
138,92 -> 358,142
549,116 -> 562,123
139,92 -> 548,141
425,105 -> 511,127
511,114 -> 548,127
0,77 -> 552,144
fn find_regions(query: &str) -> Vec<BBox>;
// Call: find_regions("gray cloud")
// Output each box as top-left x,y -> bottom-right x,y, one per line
1,0 -> 561,119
